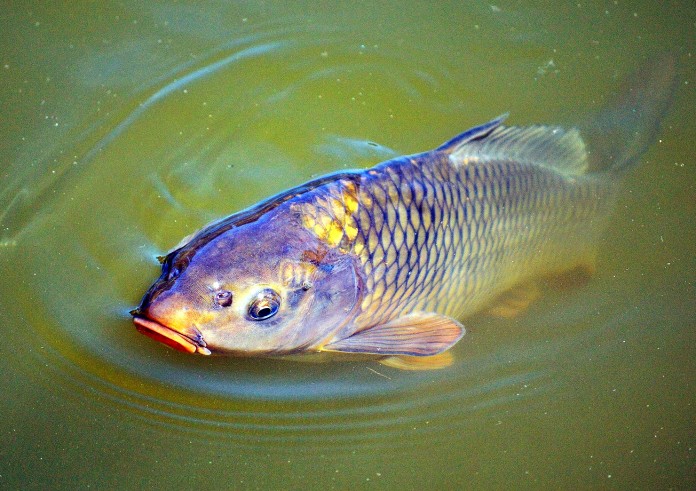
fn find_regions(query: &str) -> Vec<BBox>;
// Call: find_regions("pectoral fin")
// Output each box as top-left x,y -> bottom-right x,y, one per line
323,312 -> 465,356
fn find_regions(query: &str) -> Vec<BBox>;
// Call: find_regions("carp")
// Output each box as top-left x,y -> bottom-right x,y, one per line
131,55 -> 676,370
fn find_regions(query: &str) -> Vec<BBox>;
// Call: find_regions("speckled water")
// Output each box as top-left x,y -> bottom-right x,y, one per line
0,2 -> 694,489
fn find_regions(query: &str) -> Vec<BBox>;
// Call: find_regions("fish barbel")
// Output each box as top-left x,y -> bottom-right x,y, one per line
131,55 -> 676,369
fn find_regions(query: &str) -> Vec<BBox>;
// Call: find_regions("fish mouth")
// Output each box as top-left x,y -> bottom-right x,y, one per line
132,316 -> 211,355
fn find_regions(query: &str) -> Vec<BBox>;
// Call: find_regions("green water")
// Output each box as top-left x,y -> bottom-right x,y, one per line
1,2 -> 694,489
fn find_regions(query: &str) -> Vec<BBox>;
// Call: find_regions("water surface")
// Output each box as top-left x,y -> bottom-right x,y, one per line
1,2 -> 694,489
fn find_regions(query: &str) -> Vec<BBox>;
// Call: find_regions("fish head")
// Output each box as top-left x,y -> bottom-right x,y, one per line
132,211 -> 363,356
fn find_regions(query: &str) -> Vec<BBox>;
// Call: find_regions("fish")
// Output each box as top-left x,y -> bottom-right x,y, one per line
131,54 -> 677,370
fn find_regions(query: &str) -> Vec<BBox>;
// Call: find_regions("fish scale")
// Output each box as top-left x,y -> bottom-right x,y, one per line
294,142 -> 611,335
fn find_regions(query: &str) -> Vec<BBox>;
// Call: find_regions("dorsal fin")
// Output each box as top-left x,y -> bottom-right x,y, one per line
452,124 -> 589,175
436,114 -> 508,153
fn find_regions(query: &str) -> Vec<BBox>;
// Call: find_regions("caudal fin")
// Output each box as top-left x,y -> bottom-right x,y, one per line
583,52 -> 678,174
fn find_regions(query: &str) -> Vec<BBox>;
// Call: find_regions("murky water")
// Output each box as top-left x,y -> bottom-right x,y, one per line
1,2 -> 694,489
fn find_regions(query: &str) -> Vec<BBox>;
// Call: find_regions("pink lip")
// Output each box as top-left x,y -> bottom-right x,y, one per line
133,317 -> 210,355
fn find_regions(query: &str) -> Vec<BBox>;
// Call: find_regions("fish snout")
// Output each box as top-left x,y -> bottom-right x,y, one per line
130,279 -> 164,318
131,315 -> 211,356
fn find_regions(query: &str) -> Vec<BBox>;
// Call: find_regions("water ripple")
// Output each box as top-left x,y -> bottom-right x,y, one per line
3,18 -> 582,450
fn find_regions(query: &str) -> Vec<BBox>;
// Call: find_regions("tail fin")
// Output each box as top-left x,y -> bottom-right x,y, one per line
582,52 -> 678,174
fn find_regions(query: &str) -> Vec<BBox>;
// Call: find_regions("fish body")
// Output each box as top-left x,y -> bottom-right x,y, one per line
132,55 -> 676,368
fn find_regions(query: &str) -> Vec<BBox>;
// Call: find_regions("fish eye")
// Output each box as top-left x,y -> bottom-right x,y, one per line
247,289 -> 281,321
214,290 -> 233,308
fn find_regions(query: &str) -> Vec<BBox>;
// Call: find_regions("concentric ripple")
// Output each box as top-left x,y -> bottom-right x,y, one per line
0,17 -> 617,450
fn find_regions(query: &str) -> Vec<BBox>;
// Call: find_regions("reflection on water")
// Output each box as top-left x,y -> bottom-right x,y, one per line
0,1 -> 693,489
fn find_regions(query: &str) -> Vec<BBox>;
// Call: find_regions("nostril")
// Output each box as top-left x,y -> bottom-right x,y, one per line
214,290 -> 233,307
